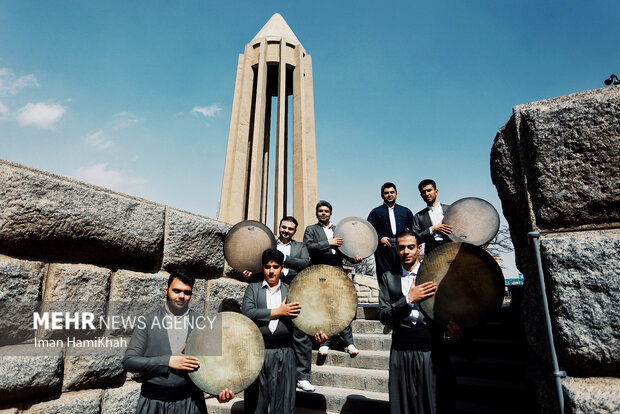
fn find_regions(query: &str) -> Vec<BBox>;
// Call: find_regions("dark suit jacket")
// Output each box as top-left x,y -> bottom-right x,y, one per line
378,270 -> 438,351
367,203 -> 414,242
412,203 -> 451,254
123,305 -> 203,400
280,239 -> 310,284
242,281 -> 294,341
303,223 -> 343,269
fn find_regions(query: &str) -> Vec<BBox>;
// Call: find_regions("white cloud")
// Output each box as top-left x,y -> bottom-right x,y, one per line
192,104 -> 221,118
84,130 -> 112,150
15,102 -> 66,129
0,68 -> 39,96
0,100 -> 8,119
113,111 -> 139,129
74,163 -> 146,189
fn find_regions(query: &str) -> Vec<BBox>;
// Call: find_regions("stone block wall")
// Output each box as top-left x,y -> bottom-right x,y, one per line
490,86 -> 620,413
0,159 -> 248,412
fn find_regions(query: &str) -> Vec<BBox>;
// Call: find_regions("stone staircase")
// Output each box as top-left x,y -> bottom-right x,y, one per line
206,303 -> 536,413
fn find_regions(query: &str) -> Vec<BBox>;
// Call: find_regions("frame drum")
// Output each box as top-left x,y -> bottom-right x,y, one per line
416,242 -> 504,329
287,265 -> 358,337
224,220 -> 276,274
443,197 -> 500,246
334,216 -> 378,259
186,311 -> 265,395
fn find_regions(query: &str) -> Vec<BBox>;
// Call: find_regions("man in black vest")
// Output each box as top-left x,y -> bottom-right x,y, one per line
303,200 -> 361,356
378,231 -> 462,414
123,270 -> 234,413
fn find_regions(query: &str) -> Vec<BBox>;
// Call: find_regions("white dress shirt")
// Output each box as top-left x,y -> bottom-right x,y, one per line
165,305 -> 190,354
400,263 -> 423,325
276,239 -> 291,277
321,222 -> 337,254
262,280 -> 282,333
427,203 -> 445,241
387,204 -> 397,236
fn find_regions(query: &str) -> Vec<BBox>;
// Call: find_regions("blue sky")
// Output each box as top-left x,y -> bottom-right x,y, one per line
1,1 -> 619,276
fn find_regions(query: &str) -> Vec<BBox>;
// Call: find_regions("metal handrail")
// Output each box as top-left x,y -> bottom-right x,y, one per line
528,231 -> 567,413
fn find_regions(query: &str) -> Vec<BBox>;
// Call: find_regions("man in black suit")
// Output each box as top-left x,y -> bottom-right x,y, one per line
378,231 -> 462,414
367,182 -> 414,277
303,200 -> 361,357
412,179 -> 453,255
123,270 -> 234,413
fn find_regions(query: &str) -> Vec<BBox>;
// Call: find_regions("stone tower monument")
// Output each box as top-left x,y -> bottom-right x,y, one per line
218,13 -> 318,234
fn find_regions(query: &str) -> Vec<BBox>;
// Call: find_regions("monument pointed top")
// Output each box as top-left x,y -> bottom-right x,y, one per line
251,13 -> 301,45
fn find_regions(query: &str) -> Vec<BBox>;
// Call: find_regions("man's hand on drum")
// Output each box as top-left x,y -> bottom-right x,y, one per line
169,354 -> 200,371
272,298 -> 301,317
352,255 -> 363,263
329,237 -> 343,247
380,236 -> 391,247
218,388 -> 235,403
241,270 -> 252,280
314,331 -> 328,345
407,281 -> 437,303
446,321 -> 463,340
431,223 -> 453,236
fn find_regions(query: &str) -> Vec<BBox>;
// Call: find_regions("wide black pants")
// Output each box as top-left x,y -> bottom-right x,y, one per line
244,346 -> 296,414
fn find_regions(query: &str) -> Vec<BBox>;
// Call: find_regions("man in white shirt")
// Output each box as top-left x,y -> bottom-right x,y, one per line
412,179 -> 453,255
378,231 -> 462,414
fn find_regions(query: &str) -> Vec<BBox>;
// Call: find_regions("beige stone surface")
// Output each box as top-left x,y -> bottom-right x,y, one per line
563,377 -> 620,413
205,277 -> 247,313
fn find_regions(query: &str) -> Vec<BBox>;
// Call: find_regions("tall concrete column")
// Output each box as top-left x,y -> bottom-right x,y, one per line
218,13 -> 318,238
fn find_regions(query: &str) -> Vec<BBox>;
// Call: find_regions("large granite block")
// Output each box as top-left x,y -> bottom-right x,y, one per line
62,337 -> 128,391
163,208 -> 229,275
101,381 -> 141,413
563,377 -> 620,413
0,346 -> 63,404
205,278 -> 247,313
22,389 -> 102,413
0,255 -> 46,346
0,160 -> 165,271
491,87 -> 620,253
540,229 -> 620,375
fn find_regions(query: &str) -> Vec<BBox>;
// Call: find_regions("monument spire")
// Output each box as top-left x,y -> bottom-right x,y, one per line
218,14 -> 318,237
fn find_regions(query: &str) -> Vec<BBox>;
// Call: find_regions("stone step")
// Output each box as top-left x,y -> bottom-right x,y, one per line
455,376 -> 534,407
450,355 -> 528,380
296,384 -> 389,414
445,337 -> 528,359
312,349 -> 389,370
352,332 -> 391,351
356,305 -> 379,320
474,321 -> 525,342
310,364 -> 389,393
351,319 -> 391,334
455,400 -> 534,414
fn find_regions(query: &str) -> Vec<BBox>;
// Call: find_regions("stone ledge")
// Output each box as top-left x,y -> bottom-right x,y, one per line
563,377 -> 620,413
0,159 -> 165,271
21,389 -> 102,413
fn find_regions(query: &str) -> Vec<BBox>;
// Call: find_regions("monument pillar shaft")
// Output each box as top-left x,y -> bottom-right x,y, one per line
274,40 -> 288,227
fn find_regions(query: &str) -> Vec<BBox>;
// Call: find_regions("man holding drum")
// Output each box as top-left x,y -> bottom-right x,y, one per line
367,182 -> 415,277
123,270 -> 234,413
242,249 -> 327,413
412,179 -> 453,255
303,200 -> 362,357
378,231 -> 462,414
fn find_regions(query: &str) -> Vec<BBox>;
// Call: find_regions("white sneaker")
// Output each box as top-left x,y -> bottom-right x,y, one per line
346,344 -> 359,357
297,380 -> 316,392
318,345 -> 329,356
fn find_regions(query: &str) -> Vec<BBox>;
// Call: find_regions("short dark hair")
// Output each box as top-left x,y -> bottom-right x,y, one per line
279,216 -> 298,228
167,269 -> 195,287
262,248 -> 285,266
381,182 -> 397,193
395,230 -> 418,244
418,179 -> 437,191
316,200 -> 332,213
